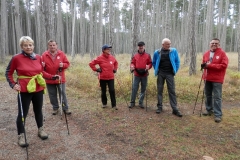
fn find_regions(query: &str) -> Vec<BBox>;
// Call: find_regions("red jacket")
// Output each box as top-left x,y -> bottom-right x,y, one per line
5,52 -> 52,93
89,53 -> 118,80
131,51 -> 152,77
202,48 -> 228,83
41,50 -> 70,84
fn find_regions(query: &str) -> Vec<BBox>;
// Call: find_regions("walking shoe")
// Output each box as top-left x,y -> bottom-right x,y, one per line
38,127 -> 48,140
52,109 -> 58,115
139,104 -> 145,109
102,105 -> 107,108
18,133 -> 29,147
172,110 -> 183,117
202,110 -> 213,116
64,109 -> 72,115
112,106 -> 118,110
128,103 -> 135,108
156,107 -> 162,114
214,117 -> 221,123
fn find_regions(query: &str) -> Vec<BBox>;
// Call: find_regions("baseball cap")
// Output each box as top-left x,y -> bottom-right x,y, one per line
102,44 -> 112,50
138,41 -> 145,46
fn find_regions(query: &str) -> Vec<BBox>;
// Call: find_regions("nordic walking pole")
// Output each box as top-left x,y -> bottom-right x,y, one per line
129,71 -> 134,111
145,88 -> 147,112
59,69 -> 70,135
59,78 -> 63,119
43,92 -> 46,122
193,69 -> 204,114
200,80 -> 206,117
18,91 -> 29,160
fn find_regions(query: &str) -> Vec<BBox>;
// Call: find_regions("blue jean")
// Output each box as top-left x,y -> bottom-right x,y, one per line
46,83 -> 69,110
204,81 -> 222,118
157,73 -> 178,110
130,76 -> 148,105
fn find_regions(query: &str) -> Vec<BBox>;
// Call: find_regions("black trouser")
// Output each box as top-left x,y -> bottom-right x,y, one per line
99,79 -> 116,107
17,91 -> 43,135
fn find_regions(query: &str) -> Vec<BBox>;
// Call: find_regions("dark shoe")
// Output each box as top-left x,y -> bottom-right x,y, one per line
139,104 -> 145,109
64,109 -> 72,115
128,103 -> 135,108
52,109 -> 58,115
202,110 -> 213,116
172,110 -> 183,117
18,133 -> 29,147
214,117 -> 221,123
112,106 -> 118,110
156,107 -> 162,114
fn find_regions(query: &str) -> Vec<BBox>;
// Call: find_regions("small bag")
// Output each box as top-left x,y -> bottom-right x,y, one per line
136,69 -> 147,75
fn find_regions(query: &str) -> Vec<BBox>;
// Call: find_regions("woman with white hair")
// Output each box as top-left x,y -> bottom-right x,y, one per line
5,36 -> 56,147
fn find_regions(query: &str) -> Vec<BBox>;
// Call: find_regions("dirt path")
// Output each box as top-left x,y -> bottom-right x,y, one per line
0,81 -> 123,160
1,80 -> 240,160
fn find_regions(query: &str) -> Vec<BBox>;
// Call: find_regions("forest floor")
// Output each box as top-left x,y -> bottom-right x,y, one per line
0,80 -> 240,160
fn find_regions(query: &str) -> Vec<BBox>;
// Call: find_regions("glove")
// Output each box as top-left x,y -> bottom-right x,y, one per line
113,70 -> 117,73
52,75 -> 60,80
201,63 -> 207,70
96,68 -> 102,73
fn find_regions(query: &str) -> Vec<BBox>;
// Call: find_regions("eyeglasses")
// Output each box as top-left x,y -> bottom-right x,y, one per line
211,43 -> 219,45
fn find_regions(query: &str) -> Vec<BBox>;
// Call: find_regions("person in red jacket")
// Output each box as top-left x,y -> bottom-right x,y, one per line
5,36 -> 54,147
89,44 -> 118,110
129,41 -> 152,108
201,38 -> 228,123
42,40 -> 71,115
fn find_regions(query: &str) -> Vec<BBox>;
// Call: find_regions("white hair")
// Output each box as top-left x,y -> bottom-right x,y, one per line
19,36 -> 34,47
162,38 -> 171,44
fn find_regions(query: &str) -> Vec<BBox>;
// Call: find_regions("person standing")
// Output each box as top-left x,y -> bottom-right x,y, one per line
129,41 -> 152,108
201,38 -> 228,123
152,38 -> 182,117
89,44 -> 118,110
42,40 -> 71,115
5,36 -> 52,147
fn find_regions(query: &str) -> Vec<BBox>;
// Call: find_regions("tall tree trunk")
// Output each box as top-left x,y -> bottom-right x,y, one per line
98,0 -> 103,55
221,0 -> 229,51
10,6 -> 17,55
39,0 -> 47,54
238,3 -> 240,71
14,0 -> 23,52
71,0 -> 77,58
109,0 -> 115,55
0,0 -> 7,62
188,0 -> 197,75
204,0 -> 214,52
56,0 -> 65,51
26,0 -> 32,37
80,0 -> 86,56
184,0 -> 192,65
217,0 -> 223,39
43,0 -> 54,42
131,0 -> 140,56
89,0 -> 94,59
34,0 -> 41,54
